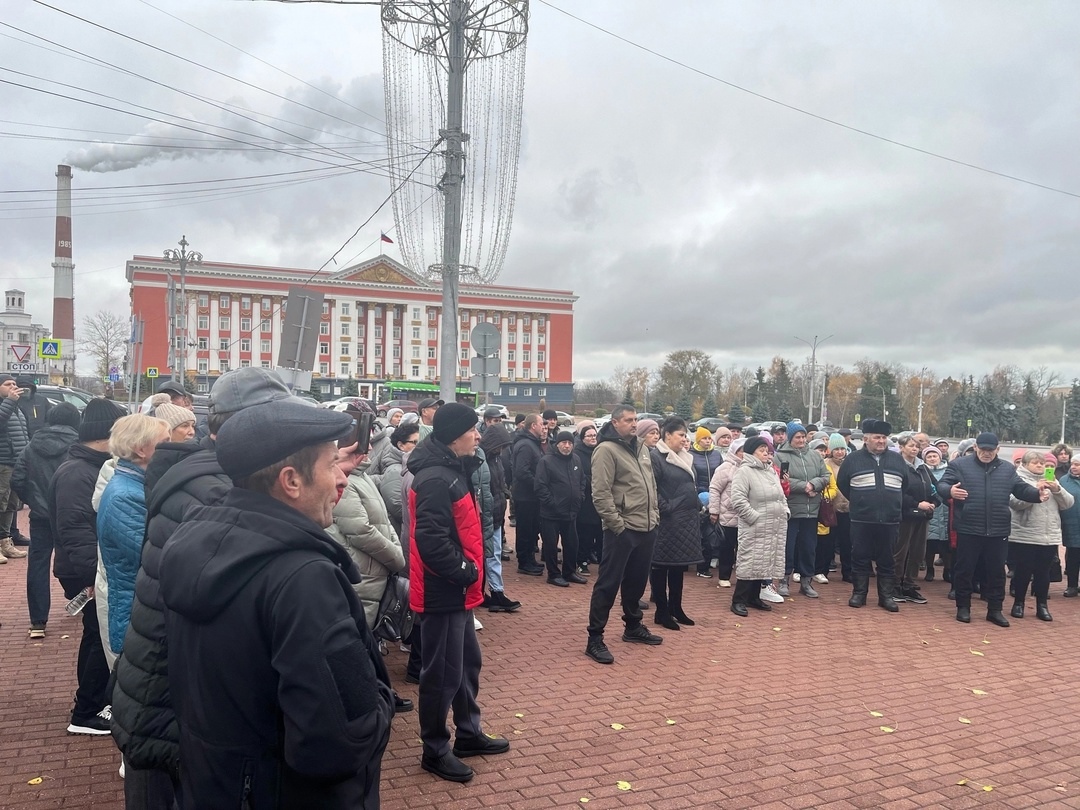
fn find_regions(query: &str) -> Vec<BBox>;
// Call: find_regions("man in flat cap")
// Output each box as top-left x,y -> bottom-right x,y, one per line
158,397 -> 393,809
408,402 -> 509,783
836,418 -> 909,613
139,379 -> 192,414
936,431 -> 1048,627
417,397 -> 443,442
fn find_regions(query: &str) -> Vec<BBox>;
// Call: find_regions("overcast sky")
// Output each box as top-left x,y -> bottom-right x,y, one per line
3,0 -> 1080,383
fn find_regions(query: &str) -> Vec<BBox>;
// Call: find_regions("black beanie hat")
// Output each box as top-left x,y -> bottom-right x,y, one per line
433,402 -> 478,445
79,398 -> 126,442
555,430 -> 575,444
743,436 -> 769,457
46,402 -> 82,430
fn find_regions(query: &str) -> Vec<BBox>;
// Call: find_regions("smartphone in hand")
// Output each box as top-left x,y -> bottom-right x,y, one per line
780,461 -> 790,476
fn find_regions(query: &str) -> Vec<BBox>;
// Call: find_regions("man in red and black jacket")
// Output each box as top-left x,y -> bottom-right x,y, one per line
407,402 -> 510,784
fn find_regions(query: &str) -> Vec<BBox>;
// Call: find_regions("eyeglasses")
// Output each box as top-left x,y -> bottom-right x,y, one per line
402,439 -> 418,447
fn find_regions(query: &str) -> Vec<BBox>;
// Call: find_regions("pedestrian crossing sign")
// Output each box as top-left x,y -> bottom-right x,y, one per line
38,339 -> 60,358
146,367 -> 159,378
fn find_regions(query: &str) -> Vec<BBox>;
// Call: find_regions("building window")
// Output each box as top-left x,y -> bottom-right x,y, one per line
341,323 -> 350,336
320,362 -> 329,375
341,363 -> 350,376
240,339 -> 251,352
375,364 -> 382,377
523,387 -> 532,397
392,345 -> 401,359
322,301 -> 329,315
412,307 -> 421,320
508,332 -> 516,343
262,297 -> 271,311
220,294 -> 230,308
460,348 -> 469,360
260,339 -> 271,353
219,359 -> 230,373
319,323 -> 329,335
240,360 -> 251,368
198,337 -> 208,350
357,344 -> 364,357
196,382 -> 209,393
374,326 -> 383,339
241,296 -> 251,310
219,316 -> 231,331
240,317 -> 251,332
477,313 -> 486,323
508,350 -> 516,362
374,345 -> 382,357
538,333 -> 545,344
538,351 -> 545,362
539,316 -> 545,326
219,339 -> 230,351
375,306 -> 383,318
261,360 -> 270,369
508,370 -> 516,382
523,316 -> 531,327
393,326 -> 401,339
508,386 -> 517,396
341,302 -> 350,316
428,309 -> 437,321
198,294 -> 209,308
508,314 -> 516,326
412,346 -> 421,359
261,319 -> 271,332
539,387 -> 547,396
523,350 -> 531,362
412,365 -> 420,377
340,342 -> 350,355
197,315 -> 209,330
316,341 -> 327,355
523,333 -> 531,344
460,311 -> 469,323
393,364 -> 401,376
197,359 -> 208,373
427,347 -> 436,359
538,371 -> 545,382
412,327 -> 421,339
358,325 -> 365,338
493,313 -> 501,325
428,328 -> 437,341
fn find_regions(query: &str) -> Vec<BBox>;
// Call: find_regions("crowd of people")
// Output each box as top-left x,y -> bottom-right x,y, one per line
3,369 -> 1079,807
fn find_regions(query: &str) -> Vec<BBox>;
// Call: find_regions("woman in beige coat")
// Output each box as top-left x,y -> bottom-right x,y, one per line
1009,451 -> 1075,621
729,437 -> 790,616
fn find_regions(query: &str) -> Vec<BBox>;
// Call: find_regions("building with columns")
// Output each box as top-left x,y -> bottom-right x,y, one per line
126,254 -> 576,408
1,290 -> 55,382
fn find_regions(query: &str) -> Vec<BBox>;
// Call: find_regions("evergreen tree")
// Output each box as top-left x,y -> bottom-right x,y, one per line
701,395 -> 718,419
1017,377 -> 1039,443
947,379 -> 973,437
777,403 -> 793,424
342,379 -> 359,397
751,398 -> 769,422
728,403 -> 746,423
623,387 -> 634,406
1066,381 -> 1080,444
675,394 -> 693,421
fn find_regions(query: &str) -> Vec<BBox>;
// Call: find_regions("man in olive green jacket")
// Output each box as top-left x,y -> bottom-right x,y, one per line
585,405 -> 660,665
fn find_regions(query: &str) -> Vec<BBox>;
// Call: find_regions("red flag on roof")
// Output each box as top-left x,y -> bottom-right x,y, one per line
380,232 -> 394,244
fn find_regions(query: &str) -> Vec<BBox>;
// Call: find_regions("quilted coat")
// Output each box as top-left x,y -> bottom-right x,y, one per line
1008,464 -> 1075,547
328,470 -> 406,628
731,454 -> 790,580
96,459 -> 148,655
1060,472 -> 1080,548
650,442 -> 703,566
708,453 -> 740,528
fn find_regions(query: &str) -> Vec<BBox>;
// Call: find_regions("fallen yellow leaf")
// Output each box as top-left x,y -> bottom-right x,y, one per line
28,777 -> 43,785
580,799 -> 590,804
514,713 -> 524,718
957,779 -> 968,786
513,729 -> 523,735
869,711 -> 884,718
970,649 -> 985,657
60,634 -> 70,639
665,719 -> 676,725
616,781 -> 632,791
610,723 -> 624,730
879,726 -> 896,733
958,717 -> 972,724
982,786 -> 993,792
733,623 -> 742,627
772,627 -> 782,632
971,689 -> 988,696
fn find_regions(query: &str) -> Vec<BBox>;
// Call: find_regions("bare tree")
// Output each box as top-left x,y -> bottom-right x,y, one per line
80,311 -> 128,380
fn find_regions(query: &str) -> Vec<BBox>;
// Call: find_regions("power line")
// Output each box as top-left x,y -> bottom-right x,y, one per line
536,0 -> 1080,201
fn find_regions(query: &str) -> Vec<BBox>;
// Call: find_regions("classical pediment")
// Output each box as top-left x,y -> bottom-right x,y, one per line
330,255 -> 431,287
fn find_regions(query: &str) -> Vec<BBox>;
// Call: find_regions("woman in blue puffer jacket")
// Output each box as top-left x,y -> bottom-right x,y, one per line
96,414 -> 169,655
1059,453 -> 1080,597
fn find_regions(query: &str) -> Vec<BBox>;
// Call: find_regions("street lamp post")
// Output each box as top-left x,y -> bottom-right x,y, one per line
163,235 -> 202,383
916,366 -> 928,433
795,334 -> 833,426
857,383 -> 892,421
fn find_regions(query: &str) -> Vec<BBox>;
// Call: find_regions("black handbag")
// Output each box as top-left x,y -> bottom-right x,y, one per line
1049,555 -> 1064,583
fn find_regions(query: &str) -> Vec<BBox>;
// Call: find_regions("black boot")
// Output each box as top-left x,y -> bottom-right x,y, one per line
1036,600 -> 1053,621
877,576 -> 899,613
730,579 -> 752,617
956,605 -> 971,623
651,569 -> 679,629
986,603 -> 1010,627
1010,600 -> 1024,619
848,575 -> 868,608
668,569 -> 695,625
746,583 -> 773,612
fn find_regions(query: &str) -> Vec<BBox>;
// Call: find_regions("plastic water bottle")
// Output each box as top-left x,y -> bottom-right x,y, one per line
64,588 -> 93,616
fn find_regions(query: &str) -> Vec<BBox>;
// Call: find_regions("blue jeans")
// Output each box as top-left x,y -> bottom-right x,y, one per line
786,518 -> 818,579
27,515 -> 54,627
485,527 -> 505,593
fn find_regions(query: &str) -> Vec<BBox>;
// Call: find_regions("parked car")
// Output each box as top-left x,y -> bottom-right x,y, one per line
35,384 -> 95,411
376,399 -> 419,417
555,411 -> 575,427
637,412 -> 666,423
325,396 -> 375,412
689,417 -> 727,433
474,404 -> 510,420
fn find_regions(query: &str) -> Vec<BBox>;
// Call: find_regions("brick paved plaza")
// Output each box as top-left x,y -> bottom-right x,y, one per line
1,519 -> 1078,809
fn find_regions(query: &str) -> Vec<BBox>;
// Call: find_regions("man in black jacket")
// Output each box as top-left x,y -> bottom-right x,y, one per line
535,430 -> 587,587
112,366 -> 294,808
0,375 -> 31,559
160,399 -> 393,809
511,414 -> 547,575
836,419 -> 907,613
936,432 -> 1047,626
49,397 -> 126,734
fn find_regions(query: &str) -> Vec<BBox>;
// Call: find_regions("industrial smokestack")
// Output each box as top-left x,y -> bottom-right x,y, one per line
51,165 -> 75,379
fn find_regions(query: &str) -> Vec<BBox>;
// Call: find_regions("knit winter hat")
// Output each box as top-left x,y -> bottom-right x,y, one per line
432,402 -> 479,445
957,438 -> 976,456
921,446 -> 942,461
155,403 -> 196,432
555,430 -> 575,445
786,421 -> 807,442
635,418 -> 659,438
45,402 -> 81,429
0,373 -> 14,386
744,436 -> 769,456
695,426 -> 712,442
828,433 -> 848,451
730,438 -> 747,454
79,398 -> 127,442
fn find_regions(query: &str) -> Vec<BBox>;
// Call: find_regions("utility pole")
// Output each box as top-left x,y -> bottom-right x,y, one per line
795,334 -> 833,426
916,366 -> 927,433
438,0 -> 467,405
163,235 -> 202,385
1062,396 -> 1068,444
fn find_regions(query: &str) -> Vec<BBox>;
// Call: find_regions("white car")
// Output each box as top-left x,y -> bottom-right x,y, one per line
474,404 -> 510,420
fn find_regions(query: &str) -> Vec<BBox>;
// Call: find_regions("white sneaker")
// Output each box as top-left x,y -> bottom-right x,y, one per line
473,616 -> 484,631
813,574 -> 829,584
119,758 -> 125,779
718,579 -> 731,588
399,643 -> 411,653
760,584 -> 784,603
792,573 -> 801,583
710,558 -> 719,569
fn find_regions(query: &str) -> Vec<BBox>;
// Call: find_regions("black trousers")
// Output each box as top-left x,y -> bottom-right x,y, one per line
850,522 -> 897,578
1066,547 -> 1080,589
540,517 -> 579,579
587,528 -> 656,638
833,513 -> 852,578
576,519 -> 603,565
418,611 -> 483,758
514,500 -> 540,566
649,565 -> 686,617
697,515 -> 720,573
58,577 -> 110,723
716,524 -> 738,580
785,518 -> 818,578
1010,542 -> 1057,602
953,534 -> 1008,609
815,530 -> 835,576
124,762 -> 179,810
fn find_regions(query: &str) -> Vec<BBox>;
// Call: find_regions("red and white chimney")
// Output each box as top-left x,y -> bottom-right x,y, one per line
51,165 -> 75,372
